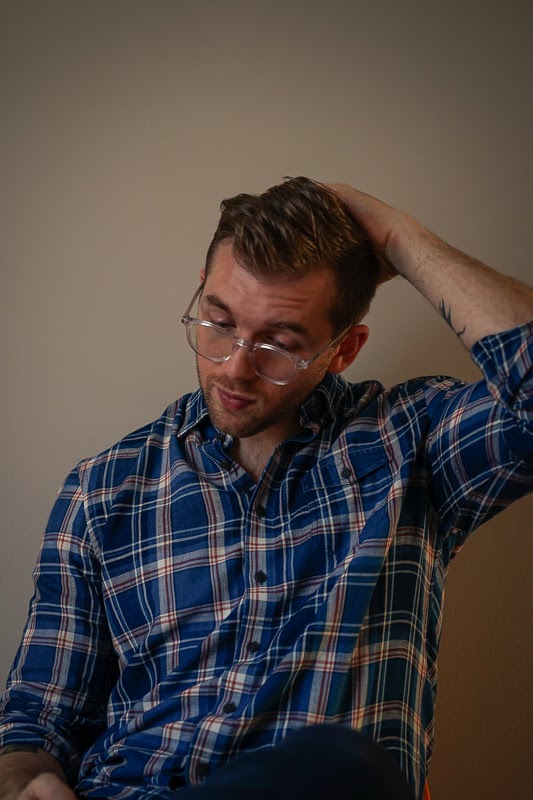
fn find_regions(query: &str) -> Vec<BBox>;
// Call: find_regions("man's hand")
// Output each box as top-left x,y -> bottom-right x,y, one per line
0,747 -> 73,800
327,183 -> 428,284
328,182 -> 533,350
14,773 -> 76,800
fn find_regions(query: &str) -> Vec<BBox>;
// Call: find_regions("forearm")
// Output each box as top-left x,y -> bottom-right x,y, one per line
0,746 -> 68,799
390,224 -> 533,351
329,183 -> 533,351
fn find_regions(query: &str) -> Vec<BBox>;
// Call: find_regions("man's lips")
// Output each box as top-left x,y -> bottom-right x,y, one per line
216,386 -> 255,411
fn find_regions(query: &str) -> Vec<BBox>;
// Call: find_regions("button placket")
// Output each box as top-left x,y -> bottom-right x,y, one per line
240,489 -> 271,662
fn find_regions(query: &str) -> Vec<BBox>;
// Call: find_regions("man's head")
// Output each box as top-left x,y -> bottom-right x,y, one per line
191,177 -> 377,450
205,176 -> 379,334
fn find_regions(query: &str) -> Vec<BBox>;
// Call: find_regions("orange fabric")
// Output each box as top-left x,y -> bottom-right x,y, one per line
422,782 -> 431,800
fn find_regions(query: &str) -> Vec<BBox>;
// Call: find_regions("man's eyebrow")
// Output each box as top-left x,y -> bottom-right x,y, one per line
267,320 -> 310,336
204,293 -> 231,313
203,294 -> 310,337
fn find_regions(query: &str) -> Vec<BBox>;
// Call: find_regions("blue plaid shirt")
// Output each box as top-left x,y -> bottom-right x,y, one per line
1,322 -> 532,799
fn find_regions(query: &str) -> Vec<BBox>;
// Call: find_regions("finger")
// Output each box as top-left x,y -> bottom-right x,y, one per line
20,772 -> 77,800
325,183 -> 385,213
324,183 -> 394,248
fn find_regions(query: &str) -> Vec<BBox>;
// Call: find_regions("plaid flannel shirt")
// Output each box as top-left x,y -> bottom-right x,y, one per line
1,322 -> 532,799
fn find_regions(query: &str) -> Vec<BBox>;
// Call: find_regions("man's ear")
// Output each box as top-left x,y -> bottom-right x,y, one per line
200,268 -> 206,282
327,325 -> 369,374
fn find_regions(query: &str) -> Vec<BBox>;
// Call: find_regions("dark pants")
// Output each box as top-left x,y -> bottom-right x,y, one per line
178,725 -> 416,800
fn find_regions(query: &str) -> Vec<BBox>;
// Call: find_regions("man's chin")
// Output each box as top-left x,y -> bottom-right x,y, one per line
205,397 -> 265,440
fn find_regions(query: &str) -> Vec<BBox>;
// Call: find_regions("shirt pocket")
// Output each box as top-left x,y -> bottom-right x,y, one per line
302,444 -> 393,510
297,445 -> 393,572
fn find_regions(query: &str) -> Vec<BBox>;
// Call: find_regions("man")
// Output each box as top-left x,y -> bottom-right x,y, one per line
1,177 -> 531,800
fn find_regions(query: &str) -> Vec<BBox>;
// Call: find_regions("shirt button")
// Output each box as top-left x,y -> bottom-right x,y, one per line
223,701 -> 237,713
255,570 -> 267,584
256,504 -> 267,517
341,467 -> 352,479
196,762 -> 210,778
168,774 -> 185,790
248,640 -> 261,653
220,460 -> 231,470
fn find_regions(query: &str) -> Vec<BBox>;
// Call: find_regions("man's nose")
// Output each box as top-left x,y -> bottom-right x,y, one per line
223,343 -> 257,381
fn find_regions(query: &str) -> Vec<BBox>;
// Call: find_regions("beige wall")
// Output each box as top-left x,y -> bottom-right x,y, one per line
1,2 -> 531,797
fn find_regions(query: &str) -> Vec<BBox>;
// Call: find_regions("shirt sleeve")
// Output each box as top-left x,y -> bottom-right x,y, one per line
425,320 -> 533,539
0,466 -> 117,781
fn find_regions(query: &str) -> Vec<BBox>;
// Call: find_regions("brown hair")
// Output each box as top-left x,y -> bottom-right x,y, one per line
205,176 -> 379,333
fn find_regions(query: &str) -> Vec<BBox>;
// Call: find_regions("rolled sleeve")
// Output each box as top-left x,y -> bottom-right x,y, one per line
425,322 -> 532,537
0,467 -> 117,780
471,320 -> 533,450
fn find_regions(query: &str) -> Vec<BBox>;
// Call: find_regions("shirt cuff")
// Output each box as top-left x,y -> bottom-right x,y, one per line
472,319 -> 533,425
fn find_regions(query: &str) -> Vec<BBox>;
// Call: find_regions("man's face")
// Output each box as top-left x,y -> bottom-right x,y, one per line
195,242 -> 347,447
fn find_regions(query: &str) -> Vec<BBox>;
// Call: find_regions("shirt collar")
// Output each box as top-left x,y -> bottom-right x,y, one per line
298,372 -> 350,434
176,389 -> 211,438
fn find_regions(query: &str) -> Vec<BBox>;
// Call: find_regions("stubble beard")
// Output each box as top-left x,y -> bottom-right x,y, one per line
199,372 -> 287,439
197,364 -> 325,441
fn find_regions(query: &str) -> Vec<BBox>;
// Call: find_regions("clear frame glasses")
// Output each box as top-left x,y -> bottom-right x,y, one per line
181,284 -> 349,386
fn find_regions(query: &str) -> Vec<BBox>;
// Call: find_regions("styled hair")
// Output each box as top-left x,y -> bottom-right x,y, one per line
205,176 -> 379,333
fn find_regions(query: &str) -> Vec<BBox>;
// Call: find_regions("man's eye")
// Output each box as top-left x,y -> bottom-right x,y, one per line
265,337 -> 297,352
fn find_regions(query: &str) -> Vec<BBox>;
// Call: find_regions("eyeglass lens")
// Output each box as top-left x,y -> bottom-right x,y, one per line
188,323 -> 298,382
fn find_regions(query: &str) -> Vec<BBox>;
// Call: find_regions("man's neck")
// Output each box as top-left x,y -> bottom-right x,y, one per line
228,413 -> 304,482
230,437 -> 277,483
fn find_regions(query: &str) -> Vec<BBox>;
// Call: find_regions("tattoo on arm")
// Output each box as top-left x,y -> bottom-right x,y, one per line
439,299 -> 467,339
0,744 -> 41,757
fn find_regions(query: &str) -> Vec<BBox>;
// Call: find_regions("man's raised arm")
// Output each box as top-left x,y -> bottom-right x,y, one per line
329,183 -> 533,350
